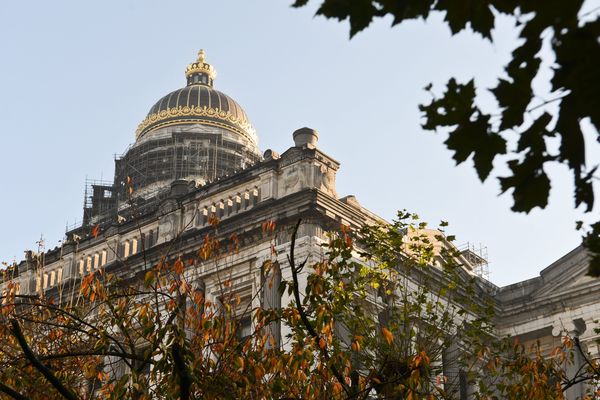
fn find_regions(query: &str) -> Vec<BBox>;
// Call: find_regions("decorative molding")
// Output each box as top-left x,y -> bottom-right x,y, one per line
136,105 -> 255,140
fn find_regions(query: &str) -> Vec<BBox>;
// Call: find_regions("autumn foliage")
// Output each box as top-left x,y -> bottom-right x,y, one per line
0,213 -> 598,399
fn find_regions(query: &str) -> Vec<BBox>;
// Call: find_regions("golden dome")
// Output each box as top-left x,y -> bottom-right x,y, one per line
135,50 -> 256,143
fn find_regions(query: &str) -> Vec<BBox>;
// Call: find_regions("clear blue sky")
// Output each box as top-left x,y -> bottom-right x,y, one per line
1,1 -> 598,286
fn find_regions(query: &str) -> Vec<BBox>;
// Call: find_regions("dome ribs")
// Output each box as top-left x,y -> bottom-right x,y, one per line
199,85 -> 210,108
167,90 -> 178,109
216,91 -> 228,112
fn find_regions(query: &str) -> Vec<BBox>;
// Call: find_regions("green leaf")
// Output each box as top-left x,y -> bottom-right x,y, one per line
574,168 -> 597,212
499,158 -> 551,212
553,98 -> 594,210
144,270 -> 155,287
552,20 -> 600,132
291,0 -> 310,7
584,220 -> 600,277
444,113 -> 505,181
435,0 -> 494,39
315,0 -> 379,37
516,112 -> 552,153
421,78 -> 506,180
421,78 -> 476,129
379,0 -> 435,25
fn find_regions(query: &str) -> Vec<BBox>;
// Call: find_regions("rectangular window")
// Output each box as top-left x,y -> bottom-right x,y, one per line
146,231 -> 153,248
237,316 -> 252,341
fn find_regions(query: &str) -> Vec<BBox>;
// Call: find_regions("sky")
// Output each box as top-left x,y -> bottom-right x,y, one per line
0,1 -> 598,287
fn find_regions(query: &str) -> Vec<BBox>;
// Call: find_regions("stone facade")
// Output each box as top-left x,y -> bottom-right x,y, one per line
1,50 -> 598,399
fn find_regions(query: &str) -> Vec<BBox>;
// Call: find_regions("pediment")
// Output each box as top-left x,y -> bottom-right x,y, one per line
529,247 -> 596,300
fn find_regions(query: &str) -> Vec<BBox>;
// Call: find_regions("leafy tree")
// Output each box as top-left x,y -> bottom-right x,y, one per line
1,215 -> 598,399
291,0 -> 600,276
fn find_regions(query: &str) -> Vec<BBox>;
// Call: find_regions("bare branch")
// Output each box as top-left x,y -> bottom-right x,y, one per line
0,382 -> 31,400
9,319 -> 80,400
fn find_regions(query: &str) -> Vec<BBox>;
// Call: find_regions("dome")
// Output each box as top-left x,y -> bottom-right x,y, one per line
135,50 -> 257,145
137,86 -> 255,142
115,50 -> 262,202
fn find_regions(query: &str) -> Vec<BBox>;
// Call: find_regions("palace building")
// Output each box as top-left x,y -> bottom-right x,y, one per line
1,50 -> 598,399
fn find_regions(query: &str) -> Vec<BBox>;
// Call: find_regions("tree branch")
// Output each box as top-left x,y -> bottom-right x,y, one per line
38,350 -> 150,363
9,319 -> 80,400
287,219 -> 350,396
172,342 -> 191,400
0,382 -> 30,400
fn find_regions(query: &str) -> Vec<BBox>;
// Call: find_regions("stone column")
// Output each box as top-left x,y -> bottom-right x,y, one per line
552,319 -> 586,400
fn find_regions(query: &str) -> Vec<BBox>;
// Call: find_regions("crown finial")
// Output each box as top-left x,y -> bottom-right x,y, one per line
185,49 -> 216,86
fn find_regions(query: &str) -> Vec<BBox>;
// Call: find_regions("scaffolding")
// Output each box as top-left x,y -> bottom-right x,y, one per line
114,129 -> 260,204
67,126 -> 261,238
458,242 -> 490,281
82,178 -> 116,227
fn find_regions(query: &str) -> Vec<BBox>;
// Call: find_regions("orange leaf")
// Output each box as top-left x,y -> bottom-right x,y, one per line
262,220 -> 276,233
318,337 -> 326,349
333,382 -> 343,394
208,214 -> 220,226
174,258 -> 184,274
91,224 -> 100,238
381,327 -> 394,344
236,356 -> 245,371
